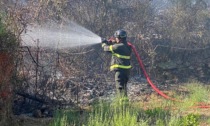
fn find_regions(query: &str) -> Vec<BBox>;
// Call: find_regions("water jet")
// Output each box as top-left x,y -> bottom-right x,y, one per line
21,21 -> 101,49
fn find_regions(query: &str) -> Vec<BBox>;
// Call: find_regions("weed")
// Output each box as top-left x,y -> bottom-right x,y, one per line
180,113 -> 200,126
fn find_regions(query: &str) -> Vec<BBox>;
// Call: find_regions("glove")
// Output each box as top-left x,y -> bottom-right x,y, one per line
101,38 -> 108,43
108,37 -> 116,43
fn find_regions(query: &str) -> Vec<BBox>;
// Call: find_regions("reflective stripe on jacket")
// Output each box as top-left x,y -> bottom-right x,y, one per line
102,42 -> 132,71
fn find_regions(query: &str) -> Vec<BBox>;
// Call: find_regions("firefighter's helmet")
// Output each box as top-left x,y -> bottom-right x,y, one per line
114,30 -> 127,38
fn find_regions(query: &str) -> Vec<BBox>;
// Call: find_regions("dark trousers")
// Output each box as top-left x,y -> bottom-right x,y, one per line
115,69 -> 130,96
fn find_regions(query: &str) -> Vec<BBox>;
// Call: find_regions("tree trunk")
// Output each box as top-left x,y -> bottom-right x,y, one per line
0,52 -> 14,126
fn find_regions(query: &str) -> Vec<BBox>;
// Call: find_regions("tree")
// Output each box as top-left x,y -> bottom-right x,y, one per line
0,17 -> 19,126
0,0 -> 71,124
154,0 -> 210,48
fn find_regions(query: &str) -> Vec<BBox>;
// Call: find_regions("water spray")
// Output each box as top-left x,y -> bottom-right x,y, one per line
21,21 -> 101,49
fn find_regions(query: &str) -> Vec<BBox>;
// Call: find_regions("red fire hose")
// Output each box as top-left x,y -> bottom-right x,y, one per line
128,42 -> 210,109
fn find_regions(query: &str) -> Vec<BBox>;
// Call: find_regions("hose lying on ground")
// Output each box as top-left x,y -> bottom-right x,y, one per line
128,42 -> 210,109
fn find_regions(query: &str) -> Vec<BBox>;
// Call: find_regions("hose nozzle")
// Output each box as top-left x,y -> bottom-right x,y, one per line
101,38 -> 107,43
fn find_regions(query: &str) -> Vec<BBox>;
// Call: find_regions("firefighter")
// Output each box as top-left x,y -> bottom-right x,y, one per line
101,29 -> 132,96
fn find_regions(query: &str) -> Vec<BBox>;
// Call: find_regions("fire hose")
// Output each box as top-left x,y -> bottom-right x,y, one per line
127,42 -> 210,109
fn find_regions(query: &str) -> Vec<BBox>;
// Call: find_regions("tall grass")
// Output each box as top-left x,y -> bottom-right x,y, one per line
49,82 -> 210,126
186,82 -> 209,103
86,95 -> 141,126
174,81 -> 210,111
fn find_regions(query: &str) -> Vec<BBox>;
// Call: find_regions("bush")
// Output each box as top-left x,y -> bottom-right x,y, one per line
0,16 -> 18,126
0,17 -> 18,52
180,114 -> 200,126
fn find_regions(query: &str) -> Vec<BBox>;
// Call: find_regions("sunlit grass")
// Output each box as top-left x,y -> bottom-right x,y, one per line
49,82 -> 210,126
185,82 -> 209,103
174,81 -> 210,111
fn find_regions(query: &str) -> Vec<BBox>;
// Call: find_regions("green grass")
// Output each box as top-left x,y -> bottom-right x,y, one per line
49,82 -> 210,126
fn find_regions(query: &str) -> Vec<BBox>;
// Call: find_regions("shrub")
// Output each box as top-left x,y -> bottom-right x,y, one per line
0,17 -> 18,52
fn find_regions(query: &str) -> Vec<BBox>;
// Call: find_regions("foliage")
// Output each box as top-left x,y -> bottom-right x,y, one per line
145,107 -> 170,119
158,0 -> 210,48
0,17 -> 18,52
0,14 -> 18,126
186,82 -> 209,102
65,0 -> 155,37
50,110 -> 83,126
180,114 -> 200,126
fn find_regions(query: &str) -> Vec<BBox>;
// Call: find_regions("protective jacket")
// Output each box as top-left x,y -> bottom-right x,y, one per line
102,40 -> 132,71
